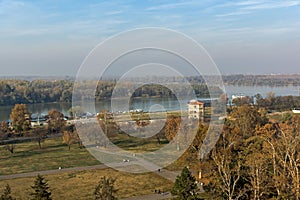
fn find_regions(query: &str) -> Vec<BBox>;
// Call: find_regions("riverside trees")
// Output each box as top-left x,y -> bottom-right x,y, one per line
10,104 -> 30,133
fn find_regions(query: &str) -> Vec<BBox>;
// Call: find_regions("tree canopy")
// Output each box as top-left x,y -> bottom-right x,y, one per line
171,167 -> 200,200
10,104 -> 30,133
94,176 -> 118,200
30,174 -> 52,200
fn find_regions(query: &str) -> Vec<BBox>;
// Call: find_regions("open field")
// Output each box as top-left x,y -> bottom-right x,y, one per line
0,137 -> 101,175
0,168 -> 173,199
0,134 -> 174,176
0,126 -> 204,199
110,133 -> 168,153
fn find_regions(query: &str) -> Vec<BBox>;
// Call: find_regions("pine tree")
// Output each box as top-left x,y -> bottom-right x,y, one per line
30,175 -> 52,200
0,184 -> 15,200
171,167 -> 200,200
94,176 -> 118,200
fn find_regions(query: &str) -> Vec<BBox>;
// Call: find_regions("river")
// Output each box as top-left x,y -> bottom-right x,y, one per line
0,85 -> 298,121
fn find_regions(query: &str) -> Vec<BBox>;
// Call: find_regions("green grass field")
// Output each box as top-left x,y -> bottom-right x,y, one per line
110,133 -> 168,153
0,137 -> 101,175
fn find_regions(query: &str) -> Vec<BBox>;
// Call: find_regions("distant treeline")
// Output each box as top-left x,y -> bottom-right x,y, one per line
0,79 -> 222,106
0,79 -> 73,106
221,74 -> 300,86
187,74 -> 300,86
255,94 -> 300,111
233,93 -> 300,111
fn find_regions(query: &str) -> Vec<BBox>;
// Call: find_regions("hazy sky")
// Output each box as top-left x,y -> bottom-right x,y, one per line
0,0 -> 300,76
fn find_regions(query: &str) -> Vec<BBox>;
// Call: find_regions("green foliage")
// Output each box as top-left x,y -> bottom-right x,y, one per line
94,176 -> 118,200
0,79 -> 221,106
30,174 -> 52,200
0,184 -> 15,200
171,167 -> 201,200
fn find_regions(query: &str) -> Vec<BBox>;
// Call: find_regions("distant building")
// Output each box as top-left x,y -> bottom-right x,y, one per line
230,94 -> 247,105
231,94 -> 246,100
30,113 -> 47,127
188,100 -> 204,120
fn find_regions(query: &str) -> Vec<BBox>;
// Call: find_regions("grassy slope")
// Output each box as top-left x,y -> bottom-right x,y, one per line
0,168 -> 173,199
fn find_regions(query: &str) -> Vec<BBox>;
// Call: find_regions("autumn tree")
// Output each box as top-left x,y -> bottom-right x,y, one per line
164,116 -> 181,142
47,109 -> 65,133
6,144 -> 15,154
0,184 -> 15,200
265,117 -> 300,199
211,142 -> 246,200
232,96 -> 253,106
94,176 -> 118,200
227,105 -> 268,138
10,104 -> 30,133
0,122 -> 9,139
62,131 -> 73,150
171,167 -> 200,200
31,127 -> 48,149
30,174 -> 52,200
243,135 -> 275,199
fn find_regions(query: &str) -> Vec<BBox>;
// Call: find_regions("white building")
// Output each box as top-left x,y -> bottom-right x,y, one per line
188,100 -> 204,120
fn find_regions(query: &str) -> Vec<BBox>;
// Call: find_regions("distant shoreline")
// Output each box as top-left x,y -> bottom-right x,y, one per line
1,74 -> 300,87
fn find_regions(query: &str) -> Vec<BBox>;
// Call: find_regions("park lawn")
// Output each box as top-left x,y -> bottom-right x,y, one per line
110,133 -> 168,153
0,168 -> 173,199
0,137 -> 100,175
0,133 -> 171,176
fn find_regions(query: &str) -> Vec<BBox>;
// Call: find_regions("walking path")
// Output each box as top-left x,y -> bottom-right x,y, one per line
0,164 -> 107,180
0,162 -> 178,182
0,160 -> 178,199
121,192 -> 172,200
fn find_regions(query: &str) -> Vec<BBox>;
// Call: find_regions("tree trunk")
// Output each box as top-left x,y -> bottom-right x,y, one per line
38,140 -> 41,149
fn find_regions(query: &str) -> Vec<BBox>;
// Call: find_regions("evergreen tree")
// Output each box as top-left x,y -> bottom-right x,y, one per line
94,176 -> 118,200
171,167 -> 200,200
0,184 -> 15,200
30,175 -> 52,200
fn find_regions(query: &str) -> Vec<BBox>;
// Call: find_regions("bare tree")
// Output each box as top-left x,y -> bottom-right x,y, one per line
6,144 -> 15,154
212,148 -> 245,200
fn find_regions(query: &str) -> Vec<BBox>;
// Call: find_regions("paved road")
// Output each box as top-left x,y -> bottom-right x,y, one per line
0,163 -> 176,200
0,163 -> 175,199
0,164 -> 108,180
0,162 -> 178,182
121,192 -> 172,200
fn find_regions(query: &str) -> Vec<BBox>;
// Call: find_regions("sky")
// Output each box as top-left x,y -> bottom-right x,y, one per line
0,0 -> 300,76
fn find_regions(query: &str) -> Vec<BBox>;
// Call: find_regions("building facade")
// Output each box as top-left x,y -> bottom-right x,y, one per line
188,100 -> 204,120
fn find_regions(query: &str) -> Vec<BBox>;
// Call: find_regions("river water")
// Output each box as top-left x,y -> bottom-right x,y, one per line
0,85 -> 298,121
